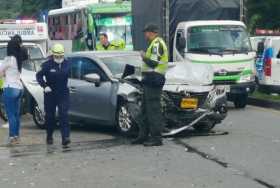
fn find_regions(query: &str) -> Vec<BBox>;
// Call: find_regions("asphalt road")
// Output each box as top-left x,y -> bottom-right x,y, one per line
0,104 -> 279,188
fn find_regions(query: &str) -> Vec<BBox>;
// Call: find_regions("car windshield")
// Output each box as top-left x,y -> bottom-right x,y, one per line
187,25 -> 252,54
0,45 -> 44,60
101,55 -> 143,77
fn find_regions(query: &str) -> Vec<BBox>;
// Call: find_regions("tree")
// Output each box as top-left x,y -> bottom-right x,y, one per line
247,0 -> 280,32
0,0 -> 61,19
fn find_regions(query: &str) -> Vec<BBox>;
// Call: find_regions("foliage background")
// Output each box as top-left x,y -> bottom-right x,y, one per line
0,0 -> 279,33
246,0 -> 280,32
0,0 -> 61,19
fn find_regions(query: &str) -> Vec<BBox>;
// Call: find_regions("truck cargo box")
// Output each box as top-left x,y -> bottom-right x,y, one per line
132,0 -> 240,54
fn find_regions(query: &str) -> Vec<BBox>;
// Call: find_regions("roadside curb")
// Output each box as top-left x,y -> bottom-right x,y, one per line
248,97 -> 280,111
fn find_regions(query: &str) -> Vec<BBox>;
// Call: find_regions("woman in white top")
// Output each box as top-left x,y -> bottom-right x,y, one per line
0,39 -> 23,145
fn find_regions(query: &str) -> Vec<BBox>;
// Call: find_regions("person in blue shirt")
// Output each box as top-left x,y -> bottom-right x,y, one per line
36,43 -> 71,147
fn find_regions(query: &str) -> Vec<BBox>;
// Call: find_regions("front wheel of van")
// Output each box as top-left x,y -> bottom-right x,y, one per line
234,94 -> 248,109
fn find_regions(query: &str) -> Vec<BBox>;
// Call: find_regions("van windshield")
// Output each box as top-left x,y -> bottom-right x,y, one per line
0,46 -> 43,60
187,25 -> 252,54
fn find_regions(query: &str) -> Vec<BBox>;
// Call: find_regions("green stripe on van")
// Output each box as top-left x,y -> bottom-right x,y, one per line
213,69 -> 253,81
191,58 -> 254,64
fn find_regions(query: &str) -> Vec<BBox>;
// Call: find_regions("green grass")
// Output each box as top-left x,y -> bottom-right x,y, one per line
250,91 -> 280,102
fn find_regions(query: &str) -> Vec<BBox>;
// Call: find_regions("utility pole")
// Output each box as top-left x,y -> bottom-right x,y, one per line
240,0 -> 244,22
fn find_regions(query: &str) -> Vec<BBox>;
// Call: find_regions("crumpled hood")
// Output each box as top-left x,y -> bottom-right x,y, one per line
165,62 -> 214,86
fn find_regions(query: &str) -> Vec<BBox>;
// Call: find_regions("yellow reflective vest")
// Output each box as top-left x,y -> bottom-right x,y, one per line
96,39 -> 125,51
142,37 -> 168,75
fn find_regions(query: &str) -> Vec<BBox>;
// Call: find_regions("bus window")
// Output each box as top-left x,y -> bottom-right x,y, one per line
74,13 -> 77,24
65,15 -> 69,25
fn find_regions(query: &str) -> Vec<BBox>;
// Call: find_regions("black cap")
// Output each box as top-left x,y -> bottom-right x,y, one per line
143,23 -> 159,33
11,34 -> 22,44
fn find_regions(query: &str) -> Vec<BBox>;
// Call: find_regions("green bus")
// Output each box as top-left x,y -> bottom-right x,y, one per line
48,1 -> 132,53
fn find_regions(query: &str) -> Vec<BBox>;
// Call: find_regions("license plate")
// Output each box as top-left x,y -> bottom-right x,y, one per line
180,98 -> 198,109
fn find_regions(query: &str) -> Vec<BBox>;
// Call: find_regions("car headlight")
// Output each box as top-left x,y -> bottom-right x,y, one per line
238,74 -> 255,83
127,92 -> 141,103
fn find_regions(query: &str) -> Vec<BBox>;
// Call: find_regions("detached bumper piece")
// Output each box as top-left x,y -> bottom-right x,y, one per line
162,107 -> 227,137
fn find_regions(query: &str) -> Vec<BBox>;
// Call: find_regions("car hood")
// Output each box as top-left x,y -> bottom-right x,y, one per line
165,62 -> 214,86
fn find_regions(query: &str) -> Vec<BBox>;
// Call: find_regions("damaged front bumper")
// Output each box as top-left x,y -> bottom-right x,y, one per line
161,85 -> 228,136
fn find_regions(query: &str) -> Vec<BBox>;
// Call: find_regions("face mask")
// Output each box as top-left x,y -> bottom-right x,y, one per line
54,58 -> 64,64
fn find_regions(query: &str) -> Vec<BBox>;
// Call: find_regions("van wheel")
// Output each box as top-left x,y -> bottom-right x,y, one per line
32,103 -> 45,129
234,94 -> 248,109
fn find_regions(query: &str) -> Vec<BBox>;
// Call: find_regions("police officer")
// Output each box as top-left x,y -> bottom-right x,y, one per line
96,33 -> 125,50
36,43 -> 71,147
132,24 -> 168,146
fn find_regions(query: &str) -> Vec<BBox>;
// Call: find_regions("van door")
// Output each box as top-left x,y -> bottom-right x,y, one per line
271,53 -> 280,86
173,30 -> 186,61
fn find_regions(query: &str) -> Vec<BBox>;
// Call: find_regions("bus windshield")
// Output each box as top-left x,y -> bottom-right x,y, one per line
95,16 -> 133,50
187,25 -> 252,54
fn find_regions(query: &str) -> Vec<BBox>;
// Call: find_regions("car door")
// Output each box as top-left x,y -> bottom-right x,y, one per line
68,57 -> 116,124
21,59 -> 45,114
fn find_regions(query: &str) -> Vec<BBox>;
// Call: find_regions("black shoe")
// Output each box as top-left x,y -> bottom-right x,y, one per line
143,138 -> 163,147
131,136 -> 148,145
62,138 -> 71,147
46,138 -> 53,145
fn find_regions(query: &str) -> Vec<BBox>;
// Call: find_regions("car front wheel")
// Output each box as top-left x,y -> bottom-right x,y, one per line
32,103 -> 45,129
116,103 -> 137,136
0,100 -> 8,121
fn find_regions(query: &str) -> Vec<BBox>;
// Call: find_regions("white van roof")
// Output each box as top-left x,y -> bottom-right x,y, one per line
177,20 -> 246,30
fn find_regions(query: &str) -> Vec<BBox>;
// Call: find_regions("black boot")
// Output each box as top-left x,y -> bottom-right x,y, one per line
131,135 -> 148,145
46,135 -> 53,145
62,137 -> 71,147
143,137 -> 163,147
131,126 -> 148,145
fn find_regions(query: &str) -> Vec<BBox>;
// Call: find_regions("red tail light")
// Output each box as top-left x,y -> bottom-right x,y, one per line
265,58 -> 272,76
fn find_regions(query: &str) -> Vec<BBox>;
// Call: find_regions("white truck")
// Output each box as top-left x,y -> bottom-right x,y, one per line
132,0 -> 256,108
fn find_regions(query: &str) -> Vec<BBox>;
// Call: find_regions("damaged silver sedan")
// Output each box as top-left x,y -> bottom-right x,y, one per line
21,51 -> 227,136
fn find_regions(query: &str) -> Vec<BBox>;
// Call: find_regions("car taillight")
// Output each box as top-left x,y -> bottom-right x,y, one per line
264,58 -> 272,76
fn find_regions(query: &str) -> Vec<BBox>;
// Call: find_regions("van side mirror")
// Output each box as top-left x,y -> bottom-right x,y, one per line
178,37 -> 186,50
84,73 -> 101,87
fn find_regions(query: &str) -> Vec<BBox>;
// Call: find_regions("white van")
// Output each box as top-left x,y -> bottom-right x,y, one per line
256,37 -> 280,93
173,21 -> 256,108
0,19 -> 48,55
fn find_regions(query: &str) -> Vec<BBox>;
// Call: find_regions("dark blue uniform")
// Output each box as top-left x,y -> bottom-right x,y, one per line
36,58 -> 70,142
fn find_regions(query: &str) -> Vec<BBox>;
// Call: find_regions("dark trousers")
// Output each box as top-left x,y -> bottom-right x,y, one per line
44,92 -> 70,141
140,85 -> 164,139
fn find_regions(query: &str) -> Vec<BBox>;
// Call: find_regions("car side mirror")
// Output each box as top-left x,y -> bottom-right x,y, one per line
178,37 -> 186,51
84,73 -> 101,87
